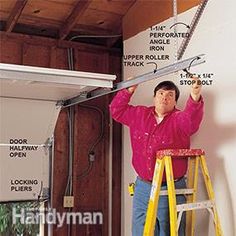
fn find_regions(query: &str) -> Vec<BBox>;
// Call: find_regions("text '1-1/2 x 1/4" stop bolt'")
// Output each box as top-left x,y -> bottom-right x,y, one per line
179,80 -> 213,86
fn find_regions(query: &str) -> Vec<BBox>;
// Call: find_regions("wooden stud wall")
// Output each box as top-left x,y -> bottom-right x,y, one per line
0,32 -> 122,236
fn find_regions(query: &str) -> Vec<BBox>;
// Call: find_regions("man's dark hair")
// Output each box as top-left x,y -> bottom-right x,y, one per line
153,81 -> 180,101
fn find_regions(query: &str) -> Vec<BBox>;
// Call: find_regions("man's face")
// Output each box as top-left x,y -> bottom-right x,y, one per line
153,89 -> 176,116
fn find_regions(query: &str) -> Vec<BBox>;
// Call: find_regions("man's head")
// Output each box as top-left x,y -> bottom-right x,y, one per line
153,81 -> 180,117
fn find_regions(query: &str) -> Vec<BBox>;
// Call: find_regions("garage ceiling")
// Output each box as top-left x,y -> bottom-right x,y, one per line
0,0 -> 137,48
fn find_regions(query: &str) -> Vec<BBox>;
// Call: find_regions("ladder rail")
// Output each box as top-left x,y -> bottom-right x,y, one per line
165,156 -> 178,236
143,158 -> 165,236
186,156 -> 200,236
200,155 -> 223,236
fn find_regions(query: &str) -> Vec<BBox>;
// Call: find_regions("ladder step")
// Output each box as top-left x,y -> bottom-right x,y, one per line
156,149 -> 205,157
176,200 -> 215,212
160,188 -> 194,195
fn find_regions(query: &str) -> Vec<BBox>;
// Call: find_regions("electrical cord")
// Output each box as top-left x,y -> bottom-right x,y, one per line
64,107 -> 74,196
64,46 -> 75,198
77,104 -> 104,179
65,44 -> 76,236
69,34 -> 122,41
64,34 -> 107,192
81,104 -> 104,153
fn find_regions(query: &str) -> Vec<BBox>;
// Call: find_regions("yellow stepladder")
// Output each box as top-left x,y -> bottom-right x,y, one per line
143,149 -> 223,236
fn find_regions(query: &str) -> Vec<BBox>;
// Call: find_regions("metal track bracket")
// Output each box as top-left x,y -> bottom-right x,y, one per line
62,54 -> 205,107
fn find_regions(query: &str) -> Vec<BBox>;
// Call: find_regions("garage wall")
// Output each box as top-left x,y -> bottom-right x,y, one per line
0,33 -> 122,236
122,1 -> 236,235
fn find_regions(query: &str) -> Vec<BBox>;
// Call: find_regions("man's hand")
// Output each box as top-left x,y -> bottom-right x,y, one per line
191,77 -> 202,102
126,77 -> 138,94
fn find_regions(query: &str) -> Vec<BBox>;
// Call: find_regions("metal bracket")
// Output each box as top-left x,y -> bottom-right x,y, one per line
43,137 -> 53,156
172,0 -> 178,62
62,54 -> 205,107
178,0 -> 209,60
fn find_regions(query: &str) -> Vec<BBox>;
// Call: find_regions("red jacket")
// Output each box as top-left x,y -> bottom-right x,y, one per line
109,89 -> 204,181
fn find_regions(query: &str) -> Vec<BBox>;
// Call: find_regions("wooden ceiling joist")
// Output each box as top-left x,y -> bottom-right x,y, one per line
59,0 -> 92,40
5,0 -> 28,33
0,31 -> 121,54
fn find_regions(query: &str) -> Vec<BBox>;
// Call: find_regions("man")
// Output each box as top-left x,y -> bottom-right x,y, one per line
109,77 -> 204,236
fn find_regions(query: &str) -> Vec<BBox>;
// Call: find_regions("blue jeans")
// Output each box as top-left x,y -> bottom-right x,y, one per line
132,177 -> 186,236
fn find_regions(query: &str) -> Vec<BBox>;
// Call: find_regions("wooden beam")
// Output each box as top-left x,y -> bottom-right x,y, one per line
106,25 -> 122,48
106,36 -> 122,48
0,31 -> 121,54
6,0 -> 28,32
74,24 -> 113,35
59,0 -> 92,40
